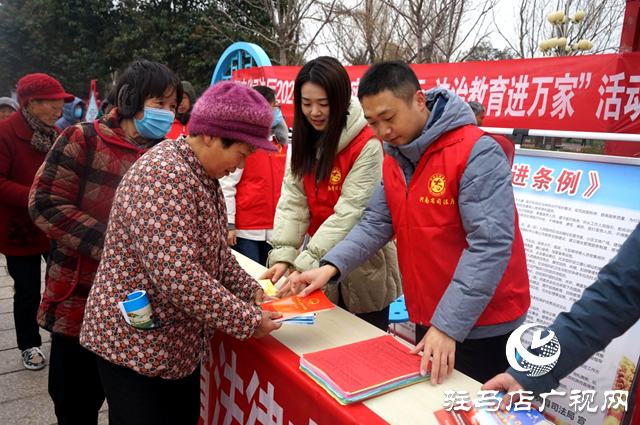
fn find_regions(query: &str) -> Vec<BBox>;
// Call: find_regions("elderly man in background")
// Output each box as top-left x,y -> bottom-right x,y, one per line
468,101 -> 486,126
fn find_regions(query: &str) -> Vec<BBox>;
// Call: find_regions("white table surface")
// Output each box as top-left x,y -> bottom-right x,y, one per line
234,250 -> 482,425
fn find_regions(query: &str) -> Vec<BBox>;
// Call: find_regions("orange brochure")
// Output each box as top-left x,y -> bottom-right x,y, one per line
261,290 -> 335,319
302,335 -> 425,395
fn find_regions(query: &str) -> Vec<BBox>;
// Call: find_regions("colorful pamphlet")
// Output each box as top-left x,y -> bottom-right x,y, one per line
261,289 -> 334,320
300,335 -> 430,404
118,290 -> 155,329
257,279 -> 277,296
434,393 -> 551,425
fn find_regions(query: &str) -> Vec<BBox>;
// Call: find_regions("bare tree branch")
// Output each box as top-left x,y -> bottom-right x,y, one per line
212,0 -> 337,65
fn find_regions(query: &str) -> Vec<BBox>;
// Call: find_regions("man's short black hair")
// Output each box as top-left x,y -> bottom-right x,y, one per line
253,86 -> 276,104
358,61 -> 421,104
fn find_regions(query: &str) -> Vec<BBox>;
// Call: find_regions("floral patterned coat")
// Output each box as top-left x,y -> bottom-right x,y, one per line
80,136 -> 263,379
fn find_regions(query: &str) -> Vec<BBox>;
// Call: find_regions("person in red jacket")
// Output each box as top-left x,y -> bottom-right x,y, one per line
166,81 -> 197,139
0,73 -> 74,371
220,85 -> 288,265
29,61 -> 183,425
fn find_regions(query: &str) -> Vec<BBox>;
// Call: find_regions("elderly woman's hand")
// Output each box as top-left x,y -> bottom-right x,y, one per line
252,289 -> 278,306
253,311 -> 282,338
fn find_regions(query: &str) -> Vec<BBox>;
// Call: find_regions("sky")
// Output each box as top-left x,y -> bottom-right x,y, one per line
309,0 -> 512,60
309,0 -> 624,61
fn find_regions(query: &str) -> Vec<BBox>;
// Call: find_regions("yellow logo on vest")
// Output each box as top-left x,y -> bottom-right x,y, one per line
428,173 -> 446,197
274,143 -> 287,158
330,167 -> 342,185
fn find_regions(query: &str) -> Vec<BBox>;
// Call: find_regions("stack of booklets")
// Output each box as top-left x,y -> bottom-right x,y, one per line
300,335 -> 430,404
261,289 -> 335,325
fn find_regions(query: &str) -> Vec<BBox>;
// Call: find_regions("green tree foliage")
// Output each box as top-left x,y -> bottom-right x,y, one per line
0,0 -> 115,97
0,0 -> 271,99
463,40 -> 516,62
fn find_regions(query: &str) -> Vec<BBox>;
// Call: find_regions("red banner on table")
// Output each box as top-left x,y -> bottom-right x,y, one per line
231,53 -> 640,136
199,332 -> 389,425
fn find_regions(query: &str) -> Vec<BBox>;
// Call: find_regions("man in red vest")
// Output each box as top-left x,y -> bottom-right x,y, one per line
291,61 -> 530,385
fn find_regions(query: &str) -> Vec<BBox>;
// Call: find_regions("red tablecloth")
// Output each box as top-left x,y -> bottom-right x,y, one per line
199,332 -> 389,425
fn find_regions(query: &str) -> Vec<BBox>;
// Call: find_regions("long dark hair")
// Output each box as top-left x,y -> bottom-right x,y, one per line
291,57 -> 351,184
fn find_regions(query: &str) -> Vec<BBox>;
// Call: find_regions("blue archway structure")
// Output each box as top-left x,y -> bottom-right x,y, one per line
210,42 -> 272,85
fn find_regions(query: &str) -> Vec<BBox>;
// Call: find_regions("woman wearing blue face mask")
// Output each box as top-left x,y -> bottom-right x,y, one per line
28,60 -> 182,425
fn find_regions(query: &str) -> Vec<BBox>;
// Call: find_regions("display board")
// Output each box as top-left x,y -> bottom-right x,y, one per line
512,148 -> 640,425
85,91 -> 99,122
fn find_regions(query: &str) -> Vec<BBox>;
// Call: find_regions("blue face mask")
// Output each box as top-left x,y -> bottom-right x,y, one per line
74,108 -> 83,119
272,107 -> 283,127
134,107 -> 175,140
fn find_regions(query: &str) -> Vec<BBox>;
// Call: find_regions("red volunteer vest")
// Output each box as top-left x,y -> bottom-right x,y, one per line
235,139 -> 288,229
166,119 -> 189,140
303,127 -> 375,236
383,125 -> 530,327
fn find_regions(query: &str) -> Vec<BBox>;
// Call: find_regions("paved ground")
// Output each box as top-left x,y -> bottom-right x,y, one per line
0,255 -> 109,425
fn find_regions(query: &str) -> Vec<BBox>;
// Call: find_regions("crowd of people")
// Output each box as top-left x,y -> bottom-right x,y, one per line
0,57 -> 638,425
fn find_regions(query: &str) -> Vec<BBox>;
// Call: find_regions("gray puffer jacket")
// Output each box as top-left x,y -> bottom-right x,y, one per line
322,87 -> 526,342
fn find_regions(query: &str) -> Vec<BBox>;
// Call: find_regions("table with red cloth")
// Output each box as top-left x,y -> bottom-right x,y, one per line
199,252 -> 481,425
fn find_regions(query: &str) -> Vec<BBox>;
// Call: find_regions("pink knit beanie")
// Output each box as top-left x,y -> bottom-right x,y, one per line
188,81 -> 277,152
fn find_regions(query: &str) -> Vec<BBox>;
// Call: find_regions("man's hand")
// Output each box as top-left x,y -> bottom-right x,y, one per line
276,271 -> 300,298
259,262 -> 289,283
410,326 -> 456,384
228,229 -> 237,246
253,311 -> 282,338
482,373 -> 525,409
291,265 -> 338,297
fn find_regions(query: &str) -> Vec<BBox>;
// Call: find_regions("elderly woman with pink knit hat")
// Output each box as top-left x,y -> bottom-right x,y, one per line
79,81 -> 282,424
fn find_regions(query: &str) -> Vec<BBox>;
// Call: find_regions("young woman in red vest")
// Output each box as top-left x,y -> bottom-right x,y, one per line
221,86 -> 289,266
260,56 -> 402,331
